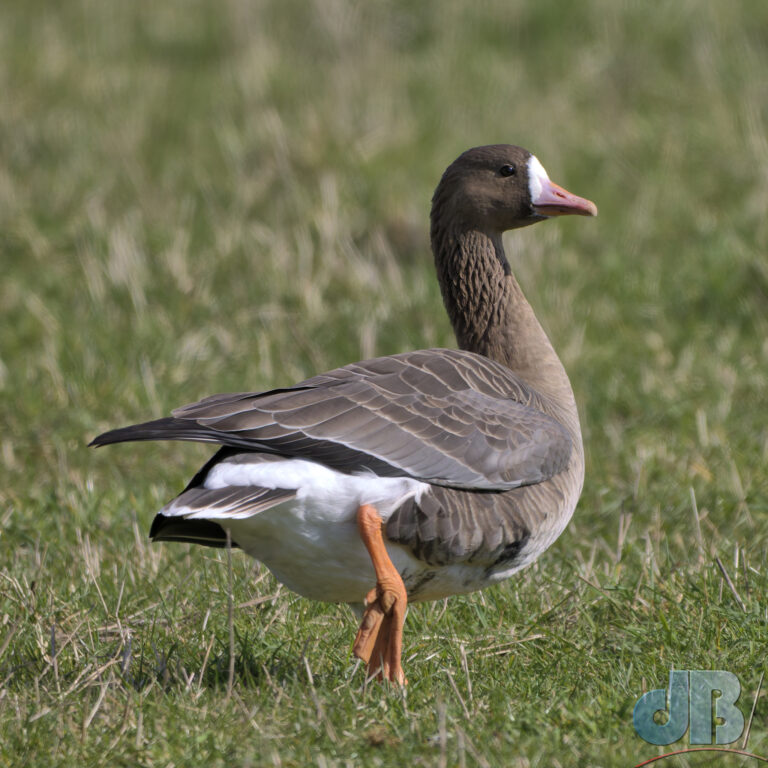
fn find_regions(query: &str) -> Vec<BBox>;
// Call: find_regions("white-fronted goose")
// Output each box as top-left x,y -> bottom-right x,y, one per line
92,145 -> 597,684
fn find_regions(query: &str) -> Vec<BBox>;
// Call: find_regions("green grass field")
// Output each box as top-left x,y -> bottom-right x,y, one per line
2,1 -> 767,765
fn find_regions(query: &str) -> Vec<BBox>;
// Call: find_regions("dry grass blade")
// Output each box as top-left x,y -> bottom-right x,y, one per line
715,556 -> 747,613
226,529 -> 236,701
742,670 -> 765,750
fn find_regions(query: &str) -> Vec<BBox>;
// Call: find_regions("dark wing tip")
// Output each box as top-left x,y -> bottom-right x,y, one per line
88,427 -> 136,448
88,417 -> 207,448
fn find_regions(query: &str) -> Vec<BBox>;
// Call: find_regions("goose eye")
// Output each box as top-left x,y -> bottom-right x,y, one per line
499,164 -> 517,177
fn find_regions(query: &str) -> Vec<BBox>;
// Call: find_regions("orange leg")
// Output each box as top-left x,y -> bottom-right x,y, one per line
352,504 -> 408,685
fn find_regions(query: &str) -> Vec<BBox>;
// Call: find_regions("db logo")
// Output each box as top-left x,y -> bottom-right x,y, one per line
633,670 -> 744,746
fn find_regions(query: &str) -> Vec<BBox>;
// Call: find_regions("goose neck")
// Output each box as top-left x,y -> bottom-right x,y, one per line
432,224 -> 575,411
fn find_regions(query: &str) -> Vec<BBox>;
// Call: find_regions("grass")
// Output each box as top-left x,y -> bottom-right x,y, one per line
1,0 -> 767,765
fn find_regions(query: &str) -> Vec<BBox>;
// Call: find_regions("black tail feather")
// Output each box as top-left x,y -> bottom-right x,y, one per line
149,514 -> 238,548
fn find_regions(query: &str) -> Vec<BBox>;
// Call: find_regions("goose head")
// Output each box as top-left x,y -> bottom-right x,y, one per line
431,144 -> 597,234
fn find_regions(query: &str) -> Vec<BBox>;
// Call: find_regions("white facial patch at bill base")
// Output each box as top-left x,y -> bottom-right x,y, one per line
527,155 -> 551,206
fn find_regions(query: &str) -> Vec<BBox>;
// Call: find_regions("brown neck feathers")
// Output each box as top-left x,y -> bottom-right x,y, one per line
431,219 -> 576,417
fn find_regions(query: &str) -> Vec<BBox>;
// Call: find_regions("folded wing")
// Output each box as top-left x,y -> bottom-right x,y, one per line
91,348 -> 571,491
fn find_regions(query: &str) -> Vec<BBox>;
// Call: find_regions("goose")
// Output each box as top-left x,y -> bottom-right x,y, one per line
91,145 -> 597,685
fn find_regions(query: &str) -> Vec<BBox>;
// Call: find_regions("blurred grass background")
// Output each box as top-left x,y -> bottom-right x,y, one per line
1,0 -> 767,766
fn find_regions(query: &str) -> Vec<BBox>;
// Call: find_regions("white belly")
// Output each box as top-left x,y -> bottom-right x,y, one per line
225,501 -> 524,604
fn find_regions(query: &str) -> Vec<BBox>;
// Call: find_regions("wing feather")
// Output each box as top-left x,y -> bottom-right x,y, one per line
92,348 -> 571,491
